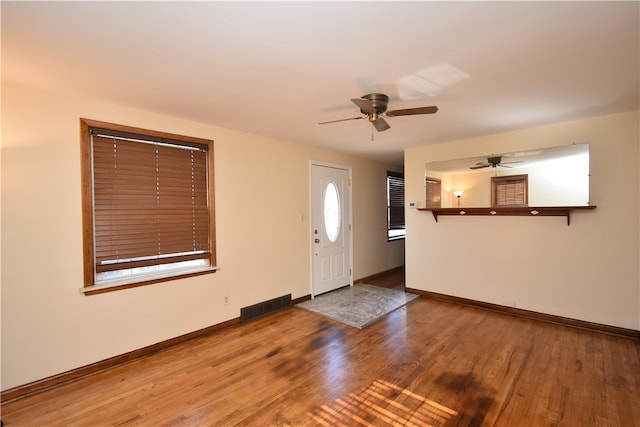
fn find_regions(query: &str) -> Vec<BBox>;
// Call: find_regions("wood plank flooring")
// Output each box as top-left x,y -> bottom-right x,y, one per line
3,272 -> 639,426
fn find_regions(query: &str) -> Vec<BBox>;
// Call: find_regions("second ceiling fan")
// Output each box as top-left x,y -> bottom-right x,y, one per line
470,156 -> 522,170
319,93 -> 438,132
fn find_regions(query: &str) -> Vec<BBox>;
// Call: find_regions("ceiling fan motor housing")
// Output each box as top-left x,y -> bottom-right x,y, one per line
360,93 -> 389,114
488,156 -> 502,165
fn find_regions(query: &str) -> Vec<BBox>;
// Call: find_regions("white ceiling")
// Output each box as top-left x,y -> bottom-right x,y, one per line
2,1 -> 638,166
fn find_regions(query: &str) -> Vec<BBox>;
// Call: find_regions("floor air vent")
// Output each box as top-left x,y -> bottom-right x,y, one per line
240,294 -> 292,322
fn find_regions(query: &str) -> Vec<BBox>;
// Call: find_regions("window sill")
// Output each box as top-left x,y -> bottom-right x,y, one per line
81,266 -> 219,295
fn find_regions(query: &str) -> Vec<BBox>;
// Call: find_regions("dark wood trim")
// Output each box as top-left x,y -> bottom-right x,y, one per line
83,268 -> 217,296
1,317 -> 240,404
418,205 -> 596,226
407,288 -> 640,340
79,118 -> 217,294
81,118 -> 213,146
12,272 -> 634,405
292,294 -> 311,304
354,266 -> 404,285
80,119 -> 95,288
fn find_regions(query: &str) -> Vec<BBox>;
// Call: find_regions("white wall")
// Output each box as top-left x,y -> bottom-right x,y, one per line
0,81 -> 404,390
405,111 -> 639,330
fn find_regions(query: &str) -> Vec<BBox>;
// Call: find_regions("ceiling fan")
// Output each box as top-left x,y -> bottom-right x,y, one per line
318,93 -> 438,132
470,156 -> 523,170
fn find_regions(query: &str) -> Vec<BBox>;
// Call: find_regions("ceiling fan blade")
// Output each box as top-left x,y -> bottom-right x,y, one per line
386,106 -> 439,117
372,117 -> 390,132
318,116 -> 365,125
351,97 -> 376,114
470,164 -> 490,170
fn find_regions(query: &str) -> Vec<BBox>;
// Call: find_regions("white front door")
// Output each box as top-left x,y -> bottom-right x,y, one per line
310,163 -> 352,296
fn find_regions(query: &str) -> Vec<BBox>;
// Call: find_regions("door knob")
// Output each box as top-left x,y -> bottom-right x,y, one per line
314,238 -> 320,243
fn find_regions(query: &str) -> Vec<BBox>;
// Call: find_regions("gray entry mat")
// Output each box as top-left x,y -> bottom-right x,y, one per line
296,284 -> 419,329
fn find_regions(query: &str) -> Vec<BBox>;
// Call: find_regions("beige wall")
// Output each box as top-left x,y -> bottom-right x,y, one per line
0,82 -> 404,390
405,111 -> 640,330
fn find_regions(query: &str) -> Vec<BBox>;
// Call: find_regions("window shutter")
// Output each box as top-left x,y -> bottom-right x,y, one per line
387,172 -> 405,230
91,131 -> 210,272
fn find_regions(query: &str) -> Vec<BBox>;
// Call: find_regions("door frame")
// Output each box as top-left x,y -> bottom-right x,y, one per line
309,161 -> 353,297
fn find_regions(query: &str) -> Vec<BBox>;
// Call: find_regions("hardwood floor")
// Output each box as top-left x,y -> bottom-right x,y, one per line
359,267 -> 406,292
3,273 -> 639,426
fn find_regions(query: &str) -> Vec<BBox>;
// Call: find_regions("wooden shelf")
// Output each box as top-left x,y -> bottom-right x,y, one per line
417,206 -> 596,226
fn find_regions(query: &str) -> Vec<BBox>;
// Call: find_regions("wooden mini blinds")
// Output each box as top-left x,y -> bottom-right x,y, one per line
88,127 -> 211,275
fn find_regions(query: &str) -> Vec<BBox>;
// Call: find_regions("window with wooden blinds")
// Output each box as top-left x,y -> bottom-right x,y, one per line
81,118 -> 216,294
491,174 -> 528,207
425,177 -> 442,209
387,171 -> 405,240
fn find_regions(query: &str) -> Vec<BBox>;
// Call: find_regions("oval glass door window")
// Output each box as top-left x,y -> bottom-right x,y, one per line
324,181 -> 341,242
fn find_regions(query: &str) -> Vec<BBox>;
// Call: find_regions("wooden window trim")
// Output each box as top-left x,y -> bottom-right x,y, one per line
80,118 -> 216,295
